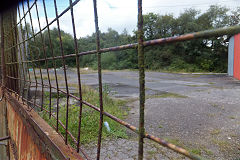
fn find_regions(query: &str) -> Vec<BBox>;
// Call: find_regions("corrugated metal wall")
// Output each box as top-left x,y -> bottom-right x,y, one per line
228,36 -> 234,76
228,34 -> 240,80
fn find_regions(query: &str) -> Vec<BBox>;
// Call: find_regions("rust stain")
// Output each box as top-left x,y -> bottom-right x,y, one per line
7,101 -> 47,160
6,92 -> 83,160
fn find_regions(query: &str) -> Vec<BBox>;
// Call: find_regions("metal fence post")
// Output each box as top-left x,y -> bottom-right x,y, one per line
137,0 -> 145,159
92,0 -> 104,159
2,1 -> 239,159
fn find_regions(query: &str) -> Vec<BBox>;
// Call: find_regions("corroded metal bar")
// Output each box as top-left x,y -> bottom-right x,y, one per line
17,4 -> 27,105
9,10 -> 19,95
137,0 -> 145,159
8,11 -> 14,92
1,14 -> 6,89
21,0 -> 33,109
53,0 -> 70,145
92,0 -> 104,159
42,0 -> 60,131
12,8 -> 21,101
20,1 -> 45,111
18,93 -> 90,160
5,91 -> 76,160
6,75 -> 206,159
31,1 -> 45,111
0,136 -> 10,141
26,0 -> 38,110
5,84 -> 89,159
143,25 -> 240,46
69,0 -> 84,154
4,1 -> 238,159
145,134 -> 205,160
5,0 -> 81,52
3,0 -> 37,39
6,25 -> 240,65
35,1 -> 52,118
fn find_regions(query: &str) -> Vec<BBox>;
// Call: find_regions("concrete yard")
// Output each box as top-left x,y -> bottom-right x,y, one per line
39,69 -> 240,159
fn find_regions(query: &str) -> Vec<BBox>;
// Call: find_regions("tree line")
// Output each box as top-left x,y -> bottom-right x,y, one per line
28,5 -> 240,72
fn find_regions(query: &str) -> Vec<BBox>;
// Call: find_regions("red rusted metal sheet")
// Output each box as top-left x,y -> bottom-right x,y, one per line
234,34 -> 240,80
6,92 -> 83,160
7,99 -> 47,160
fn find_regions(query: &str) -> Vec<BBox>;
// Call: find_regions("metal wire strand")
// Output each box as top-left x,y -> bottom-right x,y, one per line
16,4 -> 27,105
24,0 -> 45,111
68,0 -> 84,155
34,0 -> 52,118
21,0 -> 33,109
42,0 -> 60,131
26,0 -> 38,109
137,0 -> 145,159
4,0 -> 240,160
53,0 -> 70,145
92,0 -> 104,159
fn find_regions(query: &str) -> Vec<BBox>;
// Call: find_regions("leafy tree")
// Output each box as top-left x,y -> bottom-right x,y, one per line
29,5 -> 238,73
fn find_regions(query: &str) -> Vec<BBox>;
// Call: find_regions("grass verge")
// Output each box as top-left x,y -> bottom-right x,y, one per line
39,85 -> 128,147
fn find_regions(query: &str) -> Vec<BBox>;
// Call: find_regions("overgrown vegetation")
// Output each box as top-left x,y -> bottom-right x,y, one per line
39,85 -> 128,146
26,5 -> 240,72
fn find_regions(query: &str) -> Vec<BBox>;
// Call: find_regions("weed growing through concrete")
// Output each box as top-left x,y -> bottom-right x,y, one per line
147,92 -> 188,99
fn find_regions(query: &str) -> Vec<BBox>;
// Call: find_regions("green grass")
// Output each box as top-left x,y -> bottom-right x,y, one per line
185,84 -> 209,87
212,138 -> 231,152
158,124 -> 163,128
39,85 -> 128,147
163,137 -> 215,157
208,82 -> 215,85
210,129 -> 221,135
201,147 -> 213,156
164,138 -> 184,147
147,92 -> 188,99
229,116 -> 236,119
146,150 -> 158,159
190,149 -> 201,155
44,91 -> 66,98
30,72 -> 64,81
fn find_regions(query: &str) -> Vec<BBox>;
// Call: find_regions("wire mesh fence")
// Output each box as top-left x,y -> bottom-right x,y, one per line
1,0 -> 240,159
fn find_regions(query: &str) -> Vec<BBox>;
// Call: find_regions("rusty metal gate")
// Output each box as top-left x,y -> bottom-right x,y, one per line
0,0 -> 240,159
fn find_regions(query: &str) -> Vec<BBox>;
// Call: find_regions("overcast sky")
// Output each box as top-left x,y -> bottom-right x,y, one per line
20,0 -> 240,38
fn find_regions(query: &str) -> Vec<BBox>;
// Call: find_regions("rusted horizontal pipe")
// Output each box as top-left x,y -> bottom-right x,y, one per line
5,25 -> 240,66
145,134 -> 206,160
143,25 -> 240,46
82,100 -> 205,159
0,136 -> 10,141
